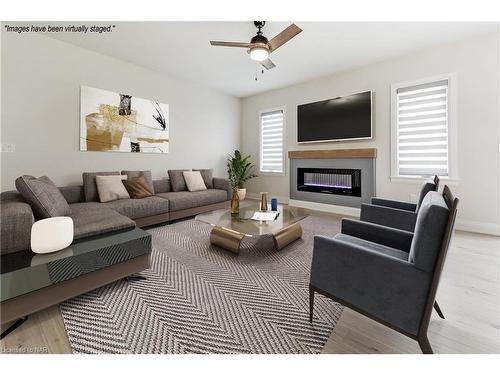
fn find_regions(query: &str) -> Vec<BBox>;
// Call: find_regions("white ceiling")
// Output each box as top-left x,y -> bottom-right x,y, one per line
45,21 -> 497,97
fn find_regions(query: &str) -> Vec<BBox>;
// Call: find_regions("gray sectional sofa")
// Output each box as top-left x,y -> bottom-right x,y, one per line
1,172 -> 231,255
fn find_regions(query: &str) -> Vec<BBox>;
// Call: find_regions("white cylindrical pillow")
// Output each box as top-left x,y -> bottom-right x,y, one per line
31,217 -> 74,254
182,171 -> 207,192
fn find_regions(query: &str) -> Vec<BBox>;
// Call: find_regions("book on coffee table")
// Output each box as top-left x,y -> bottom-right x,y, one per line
251,211 -> 279,221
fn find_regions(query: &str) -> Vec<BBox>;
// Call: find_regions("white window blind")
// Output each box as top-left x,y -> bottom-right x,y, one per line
260,109 -> 284,173
396,79 -> 449,177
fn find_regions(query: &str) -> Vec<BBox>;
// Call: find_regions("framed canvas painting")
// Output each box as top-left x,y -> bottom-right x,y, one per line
80,86 -> 169,153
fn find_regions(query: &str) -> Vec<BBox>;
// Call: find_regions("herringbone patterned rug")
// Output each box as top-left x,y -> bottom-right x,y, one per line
60,217 -> 343,353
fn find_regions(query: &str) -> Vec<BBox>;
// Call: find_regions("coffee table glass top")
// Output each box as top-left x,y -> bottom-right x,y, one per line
195,204 -> 308,236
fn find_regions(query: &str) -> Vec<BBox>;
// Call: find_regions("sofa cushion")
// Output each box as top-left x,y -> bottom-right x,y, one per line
153,179 -> 171,194
168,169 -> 189,192
122,176 -> 154,199
193,169 -> 213,189
334,233 -> 409,261
15,175 -> 71,219
69,202 -> 104,213
103,196 -> 169,219
183,171 -> 207,192
121,170 -> 154,193
156,189 -> 227,212
83,171 -> 120,202
59,185 -> 84,204
70,208 -> 135,240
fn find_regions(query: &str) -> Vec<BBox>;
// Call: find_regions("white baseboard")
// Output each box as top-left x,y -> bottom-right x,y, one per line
455,219 -> 500,236
288,199 -> 360,218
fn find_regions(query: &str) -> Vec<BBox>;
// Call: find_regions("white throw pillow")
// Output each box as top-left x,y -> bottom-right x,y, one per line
96,175 -> 130,202
183,171 -> 207,192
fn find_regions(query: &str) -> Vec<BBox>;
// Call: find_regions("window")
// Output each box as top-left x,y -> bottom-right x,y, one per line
391,75 -> 456,180
260,108 -> 285,173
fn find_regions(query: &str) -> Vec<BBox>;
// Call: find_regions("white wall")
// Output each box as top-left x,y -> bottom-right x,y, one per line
0,32 -> 240,190
241,31 -> 500,235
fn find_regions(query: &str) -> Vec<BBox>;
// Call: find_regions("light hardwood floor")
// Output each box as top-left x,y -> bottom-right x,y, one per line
1,210 -> 499,354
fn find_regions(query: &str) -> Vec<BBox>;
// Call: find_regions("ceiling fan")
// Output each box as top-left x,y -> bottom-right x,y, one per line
210,21 -> 302,70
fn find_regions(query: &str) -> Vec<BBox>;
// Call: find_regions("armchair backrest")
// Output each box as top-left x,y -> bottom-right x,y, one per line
433,175 -> 440,190
409,191 -> 450,273
417,185 -> 459,337
416,175 -> 439,211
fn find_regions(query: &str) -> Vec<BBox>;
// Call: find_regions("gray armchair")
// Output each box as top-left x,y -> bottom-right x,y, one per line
309,186 -> 458,354
360,175 -> 439,232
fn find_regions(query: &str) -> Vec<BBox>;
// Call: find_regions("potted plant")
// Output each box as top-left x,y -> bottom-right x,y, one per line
226,150 -> 258,201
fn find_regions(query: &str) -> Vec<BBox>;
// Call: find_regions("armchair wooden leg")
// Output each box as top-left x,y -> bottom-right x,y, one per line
418,334 -> 434,354
309,285 -> 315,323
433,301 -> 445,319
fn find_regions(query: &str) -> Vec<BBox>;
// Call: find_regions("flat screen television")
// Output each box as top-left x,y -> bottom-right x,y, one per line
297,91 -> 372,143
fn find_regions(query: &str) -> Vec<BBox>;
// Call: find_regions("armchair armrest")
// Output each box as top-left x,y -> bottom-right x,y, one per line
341,219 -> 413,252
371,197 -> 417,212
310,235 -> 430,335
360,203 -> 417,232
212,177 -> 231,200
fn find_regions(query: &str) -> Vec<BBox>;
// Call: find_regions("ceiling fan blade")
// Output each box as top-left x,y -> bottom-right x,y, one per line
260,58 -> 276,70
268,24 -> 302,52
210,41 -> 253,48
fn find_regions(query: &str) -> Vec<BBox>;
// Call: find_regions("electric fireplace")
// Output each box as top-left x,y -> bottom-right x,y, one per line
297,168 -> 361,197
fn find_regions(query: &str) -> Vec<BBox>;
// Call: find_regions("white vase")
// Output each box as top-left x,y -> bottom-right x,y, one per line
237,188 -> 246,201
30,217 -> 74,254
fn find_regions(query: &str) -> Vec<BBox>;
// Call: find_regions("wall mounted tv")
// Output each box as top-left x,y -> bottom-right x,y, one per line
297,91 -> 372,143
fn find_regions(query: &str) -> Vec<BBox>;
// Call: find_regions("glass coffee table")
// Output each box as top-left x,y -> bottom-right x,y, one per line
196,204 -> 308,254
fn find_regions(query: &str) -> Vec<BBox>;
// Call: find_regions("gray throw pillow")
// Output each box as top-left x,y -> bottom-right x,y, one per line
15,175 -> 71,219
121,170 -> 154,194
193,169 -> 213,189
83,171 -> 120,202
168,169 -> 189,192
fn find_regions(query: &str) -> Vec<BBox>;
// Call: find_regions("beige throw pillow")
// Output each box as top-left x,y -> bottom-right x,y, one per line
96,175 -> 130,202
183,171 -> 207,192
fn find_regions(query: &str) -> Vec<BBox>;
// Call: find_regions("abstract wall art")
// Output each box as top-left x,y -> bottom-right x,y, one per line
80,86 -> 169,153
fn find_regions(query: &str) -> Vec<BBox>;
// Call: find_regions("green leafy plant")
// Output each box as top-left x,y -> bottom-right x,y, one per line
226,150 -> 258,190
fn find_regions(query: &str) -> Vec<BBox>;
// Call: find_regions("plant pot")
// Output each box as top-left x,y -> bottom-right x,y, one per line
237,188 -> 246,201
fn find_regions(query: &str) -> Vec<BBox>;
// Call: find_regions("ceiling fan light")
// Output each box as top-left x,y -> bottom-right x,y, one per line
249,46 -> 269,62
